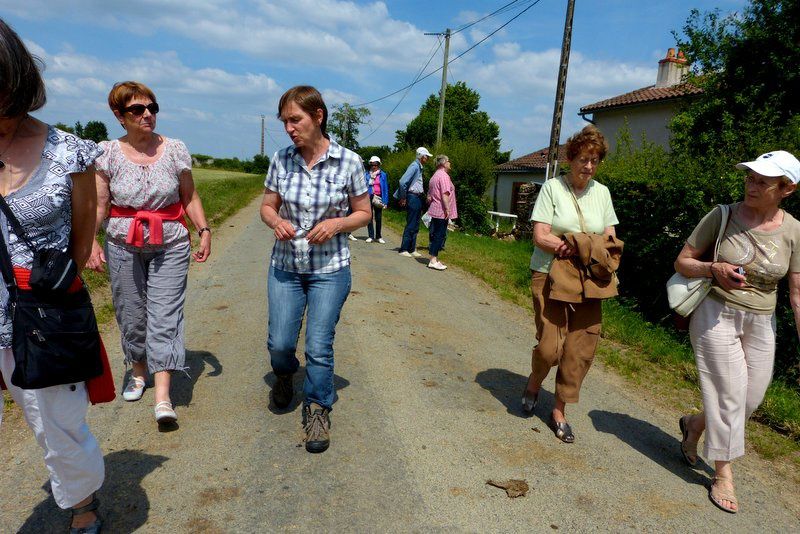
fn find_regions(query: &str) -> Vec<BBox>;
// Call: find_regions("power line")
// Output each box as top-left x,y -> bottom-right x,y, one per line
358,36 -> 443,143
351,0 -> 542,108
451,0 -> 529,35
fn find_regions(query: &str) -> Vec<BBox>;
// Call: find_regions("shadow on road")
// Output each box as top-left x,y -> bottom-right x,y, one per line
475,368 -> 555,422
118,349 -> 222,410
263,367 -> 350,414
588,409 -> 713,484
18,449 -> 168,534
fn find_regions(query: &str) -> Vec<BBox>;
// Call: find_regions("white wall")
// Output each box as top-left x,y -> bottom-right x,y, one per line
593,101 -> 680,153
493,171 -> 546,214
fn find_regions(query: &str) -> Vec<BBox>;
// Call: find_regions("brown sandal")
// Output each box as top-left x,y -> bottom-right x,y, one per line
708,475 -> 738,514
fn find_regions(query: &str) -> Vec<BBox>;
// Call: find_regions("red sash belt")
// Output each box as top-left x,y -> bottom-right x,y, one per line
109,201 -> 188,247
0,268 -> 116,404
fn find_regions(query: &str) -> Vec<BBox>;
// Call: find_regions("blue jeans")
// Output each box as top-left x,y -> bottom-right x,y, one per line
428,217 -> 448,257
400,194 -> 423,252
267,266 -> 352,409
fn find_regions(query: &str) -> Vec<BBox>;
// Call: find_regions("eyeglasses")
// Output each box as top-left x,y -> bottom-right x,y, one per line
745,173 -> 780,189
577,156 -> 600,166
122,103 -> 159,116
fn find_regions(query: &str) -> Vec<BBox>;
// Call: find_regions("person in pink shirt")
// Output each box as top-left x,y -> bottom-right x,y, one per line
426,154 -> 457,270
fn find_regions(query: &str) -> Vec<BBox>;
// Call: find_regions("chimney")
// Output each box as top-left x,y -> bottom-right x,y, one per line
656,48 -> 687,88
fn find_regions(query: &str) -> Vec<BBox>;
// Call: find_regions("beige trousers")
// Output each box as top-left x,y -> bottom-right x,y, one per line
530,271 -> 602,403
689,296 -> 775,461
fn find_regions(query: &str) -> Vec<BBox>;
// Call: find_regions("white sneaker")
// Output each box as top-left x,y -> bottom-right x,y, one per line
122,376 -> 146,401
377,238 -> 386,244
427,260 -> 447,271
398,251 -> 413,258
365,238 -> 373,243
411,250 -> 423,258
154,400 -> 177,424
348,235 -> 357,241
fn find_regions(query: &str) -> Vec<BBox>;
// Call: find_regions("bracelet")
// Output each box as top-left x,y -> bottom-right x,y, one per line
198,227 -> 211,237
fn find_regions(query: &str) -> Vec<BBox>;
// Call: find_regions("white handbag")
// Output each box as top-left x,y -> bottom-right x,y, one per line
666,204 -> 730,317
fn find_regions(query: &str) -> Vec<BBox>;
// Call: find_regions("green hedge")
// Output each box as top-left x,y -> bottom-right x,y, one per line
595,137 -> 800,386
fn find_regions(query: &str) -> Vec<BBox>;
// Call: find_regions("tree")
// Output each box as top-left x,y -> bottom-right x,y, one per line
671,0 -> 800,171
82,121 -> 109,143
354,145 -> 392,166
73,121 -> 84,138
394,81 -> 509,163
328,103 -> 371,150
53,122 -> 74,134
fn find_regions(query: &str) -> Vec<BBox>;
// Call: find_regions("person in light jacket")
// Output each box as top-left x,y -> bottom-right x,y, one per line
365,155 -> 389,243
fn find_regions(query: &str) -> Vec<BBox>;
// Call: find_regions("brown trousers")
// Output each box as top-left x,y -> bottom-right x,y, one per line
530,271 -> 602,403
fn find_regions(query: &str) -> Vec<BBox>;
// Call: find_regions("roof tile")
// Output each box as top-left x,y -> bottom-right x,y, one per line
579,83 -> 702,113
495,145 -> 567,171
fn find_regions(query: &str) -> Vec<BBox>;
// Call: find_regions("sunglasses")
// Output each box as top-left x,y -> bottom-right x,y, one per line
122,102 -> 160,116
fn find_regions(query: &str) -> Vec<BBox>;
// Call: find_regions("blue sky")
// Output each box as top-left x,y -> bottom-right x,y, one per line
3,0 -> 747,160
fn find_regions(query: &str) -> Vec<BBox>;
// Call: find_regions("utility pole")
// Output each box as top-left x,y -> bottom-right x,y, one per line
545,0 -> 575,180
260,114 -> 265,156
425,28 -> 451,149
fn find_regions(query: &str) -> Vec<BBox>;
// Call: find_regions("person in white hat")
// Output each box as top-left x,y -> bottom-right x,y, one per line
674,150 -> 800,514
395,146 -> 432,257
364,156 -> 388,243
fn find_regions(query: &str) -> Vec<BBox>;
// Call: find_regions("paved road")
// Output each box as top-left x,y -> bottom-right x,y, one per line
1,197 -> 798,532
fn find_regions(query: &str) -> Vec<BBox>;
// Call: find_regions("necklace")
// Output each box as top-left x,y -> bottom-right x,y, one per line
0,116 -> 27,170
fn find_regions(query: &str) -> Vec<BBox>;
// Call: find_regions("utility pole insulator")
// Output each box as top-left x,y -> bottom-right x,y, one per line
436,28 -> 451,149
546,0 -> 575,180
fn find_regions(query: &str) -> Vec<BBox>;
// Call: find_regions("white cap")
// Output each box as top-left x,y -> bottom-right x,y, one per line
368,156 -> 381,164
416,146 -> 433,158
736,150 -> 800,184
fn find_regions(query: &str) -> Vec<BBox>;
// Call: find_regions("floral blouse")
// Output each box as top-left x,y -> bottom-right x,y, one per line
0,126 -> 102,347
95,137 -> 192,250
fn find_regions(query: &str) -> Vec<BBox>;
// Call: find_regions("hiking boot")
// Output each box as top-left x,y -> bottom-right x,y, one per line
303,403 -> 331,453
272,373 -> 294,409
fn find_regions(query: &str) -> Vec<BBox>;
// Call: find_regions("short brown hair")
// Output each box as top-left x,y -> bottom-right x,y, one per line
565,124 -> 608,161
0,18 -> 46,117
107,81 -> 157,114
277,85 -> 328,135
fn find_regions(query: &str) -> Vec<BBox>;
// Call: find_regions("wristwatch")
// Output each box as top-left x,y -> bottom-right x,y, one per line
198,227 -> 211,237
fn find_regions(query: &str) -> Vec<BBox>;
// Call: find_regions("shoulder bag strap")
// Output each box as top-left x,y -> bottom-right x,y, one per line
712,204 -> 731,262
562,176 -> 587,233
0,194 -> 35,252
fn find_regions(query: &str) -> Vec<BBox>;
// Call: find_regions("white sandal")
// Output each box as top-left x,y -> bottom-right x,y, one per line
122,376 -> 146,402
154,401 -> 177,424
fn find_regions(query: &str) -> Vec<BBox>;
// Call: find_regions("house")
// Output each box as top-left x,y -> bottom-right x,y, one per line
491,145 -> 567,214
578,48 -> 702,152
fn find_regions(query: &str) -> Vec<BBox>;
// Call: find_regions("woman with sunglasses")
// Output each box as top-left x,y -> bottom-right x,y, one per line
88,81 -> 211,426
674,151 -> 800,513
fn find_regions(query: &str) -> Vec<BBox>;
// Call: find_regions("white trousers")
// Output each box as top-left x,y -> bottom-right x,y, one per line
0,348 -> 104,509
689,297 -> 775,461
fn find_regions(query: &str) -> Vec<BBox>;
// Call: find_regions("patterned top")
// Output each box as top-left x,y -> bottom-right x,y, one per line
265,139 -> 367,273
427,168 -> 458,219
95,137 -> 192,250
0,126 -> 102,347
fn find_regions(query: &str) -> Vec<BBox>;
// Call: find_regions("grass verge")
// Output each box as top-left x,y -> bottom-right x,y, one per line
382,209 -> 800,470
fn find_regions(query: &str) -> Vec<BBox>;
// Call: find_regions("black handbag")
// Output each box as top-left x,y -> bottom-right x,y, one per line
0,195 -> 102,389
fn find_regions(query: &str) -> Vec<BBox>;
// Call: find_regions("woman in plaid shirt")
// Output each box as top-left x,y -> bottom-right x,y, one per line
260,86 -> 371,453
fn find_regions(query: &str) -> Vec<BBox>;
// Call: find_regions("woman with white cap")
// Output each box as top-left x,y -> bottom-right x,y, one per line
364,155 -> 388,243
674,150 -> 800,514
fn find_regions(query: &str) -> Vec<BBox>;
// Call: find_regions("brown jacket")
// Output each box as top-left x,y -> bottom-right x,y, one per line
548,232 -> 624,303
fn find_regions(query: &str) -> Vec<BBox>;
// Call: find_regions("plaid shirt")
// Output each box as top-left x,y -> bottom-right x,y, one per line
265,139 -> 367,273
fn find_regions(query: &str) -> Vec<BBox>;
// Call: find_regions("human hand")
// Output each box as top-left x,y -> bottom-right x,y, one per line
193,232 -> 211,262
554,240 -> 575,258
399,198 -> 407,208
711,262 -> 747,290
306,219 -> 342,244
86,239 -> 106,272
273,218 -> 296,241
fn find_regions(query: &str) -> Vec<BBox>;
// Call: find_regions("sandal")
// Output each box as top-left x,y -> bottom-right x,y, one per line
679,415 -> 699,467
550,415 -> 575,443
122,376 -> 146,402
69,494 -> 102,534
154,400 -> 177,424
708,475 -> 738,514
